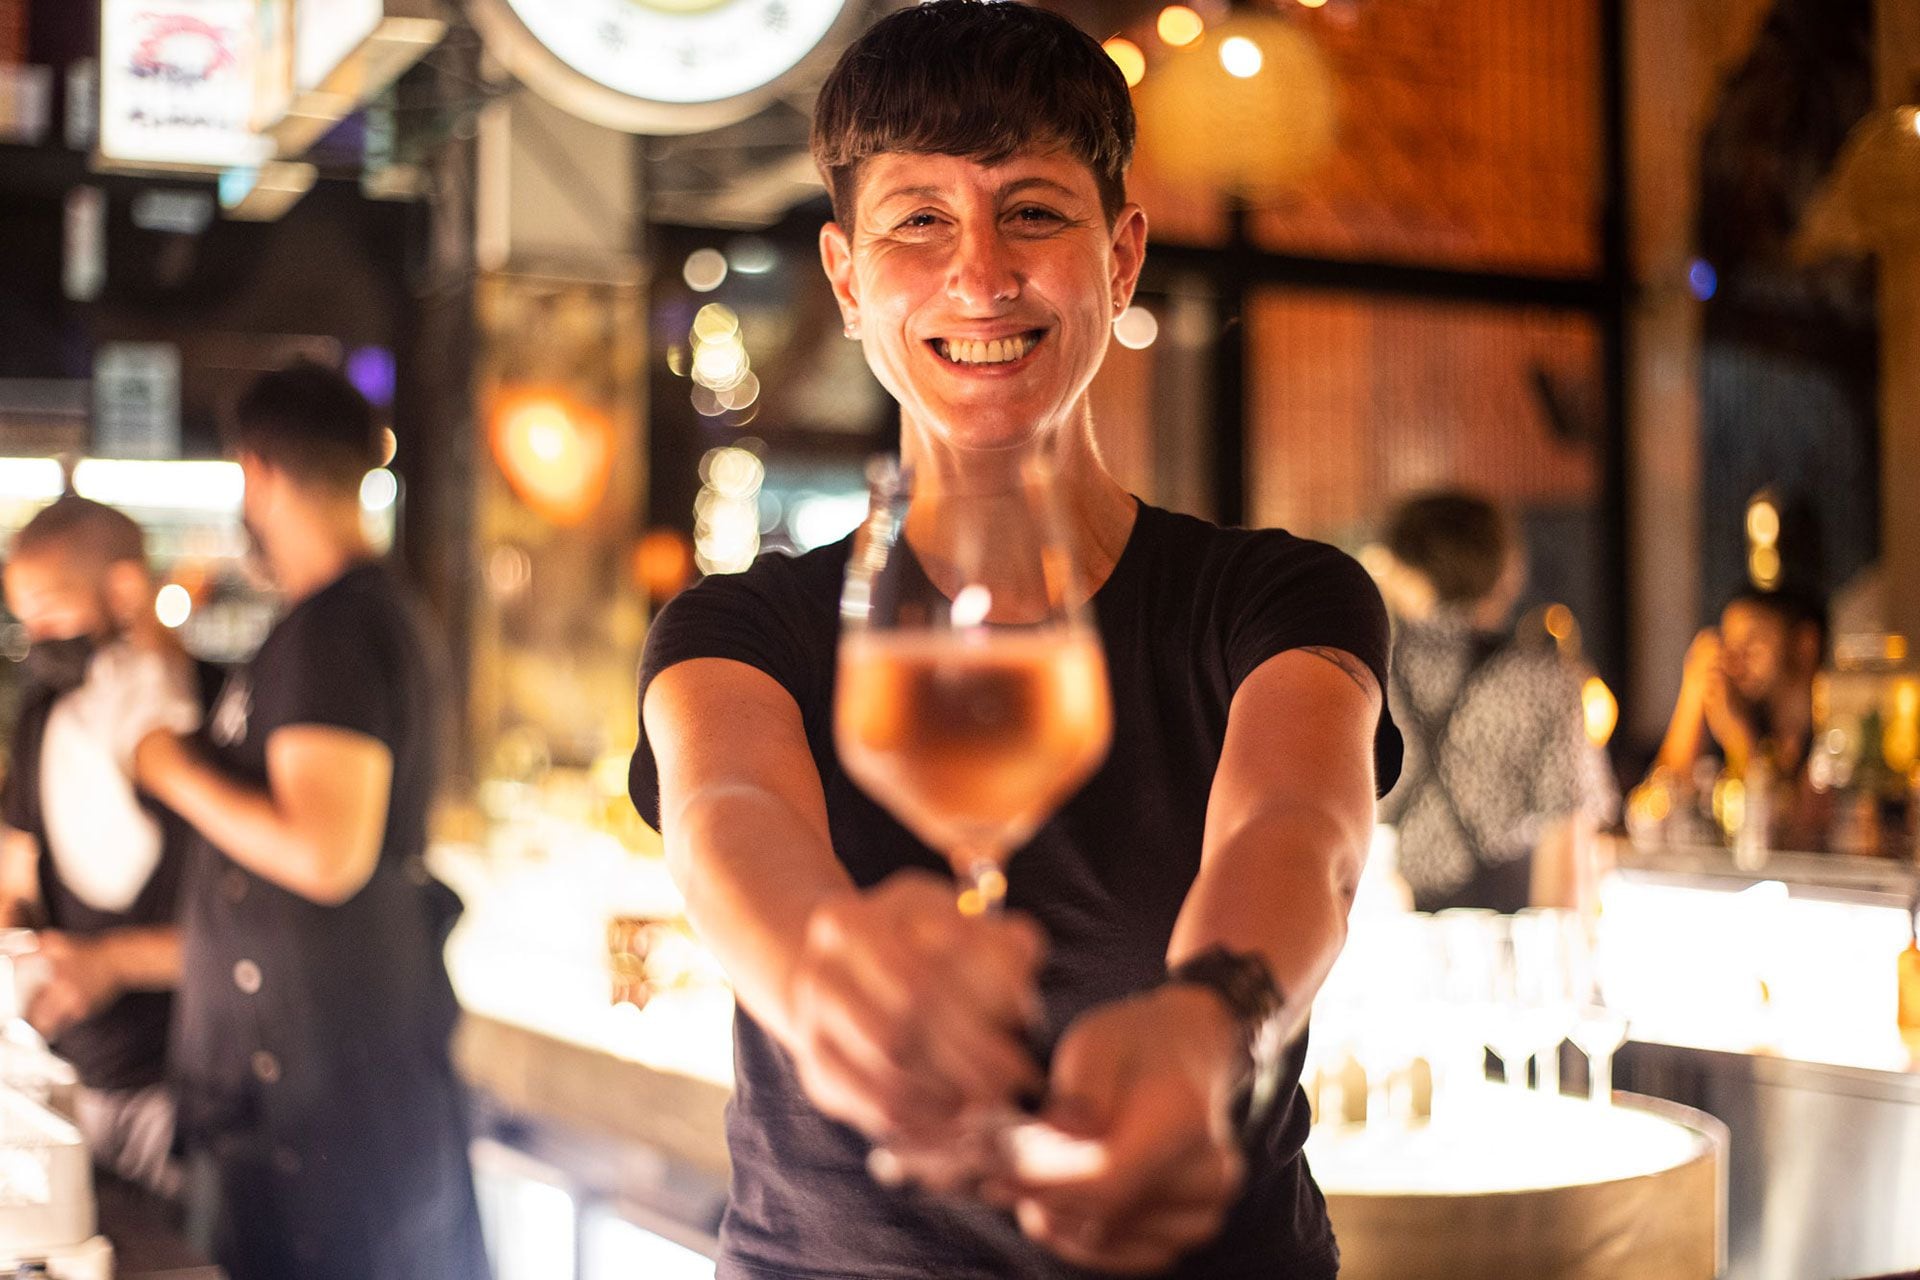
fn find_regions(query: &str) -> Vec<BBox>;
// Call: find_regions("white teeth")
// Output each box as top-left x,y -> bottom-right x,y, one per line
936,334 -> 1039,365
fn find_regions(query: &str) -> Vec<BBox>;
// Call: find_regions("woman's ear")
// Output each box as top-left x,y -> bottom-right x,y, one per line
820,221 -> 861,336
1107,204 -> 1149,317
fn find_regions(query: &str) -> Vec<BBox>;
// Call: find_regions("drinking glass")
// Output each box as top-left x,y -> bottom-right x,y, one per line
1569,1005 -> 1631,1104
1512,909 -> 1583,1096
835,457 -> 1113,916
1431,908 -> 1501,1118
836,457 -> 1113,1185
1484,917 -> 1538,1091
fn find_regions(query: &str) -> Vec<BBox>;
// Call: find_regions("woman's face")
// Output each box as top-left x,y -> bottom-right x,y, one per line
820,147 -> 1146,455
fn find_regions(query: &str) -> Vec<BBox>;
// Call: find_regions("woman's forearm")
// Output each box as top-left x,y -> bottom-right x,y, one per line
665,783 -> 857,1049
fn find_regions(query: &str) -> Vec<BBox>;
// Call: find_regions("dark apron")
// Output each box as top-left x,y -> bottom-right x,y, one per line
172,844 -> 485,1280
1391,636 -> 1532,914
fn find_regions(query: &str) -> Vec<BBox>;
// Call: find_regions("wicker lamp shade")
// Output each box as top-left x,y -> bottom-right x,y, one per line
1136,13 -> 1339,201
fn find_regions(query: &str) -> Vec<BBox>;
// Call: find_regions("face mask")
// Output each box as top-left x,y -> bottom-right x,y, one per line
21,634 -> 99,694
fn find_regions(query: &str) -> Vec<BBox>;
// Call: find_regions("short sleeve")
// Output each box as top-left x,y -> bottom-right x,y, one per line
628,557 -> 836,829
253,605 -> 398,747
1222,536 -> 1403,795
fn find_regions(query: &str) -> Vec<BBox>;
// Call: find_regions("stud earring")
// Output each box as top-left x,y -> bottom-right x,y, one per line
843,319 -> 861,339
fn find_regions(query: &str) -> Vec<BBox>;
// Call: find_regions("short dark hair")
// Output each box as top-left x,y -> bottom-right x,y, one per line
810,0 -> 1135,227
1384,490 -> 1516,606
1723,586 -> 1828,654
229,361 -> 379,493
11,494 -> 146,569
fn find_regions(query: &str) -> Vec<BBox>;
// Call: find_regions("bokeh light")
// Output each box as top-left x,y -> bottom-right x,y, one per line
1113,305 -> 1160,350
1156,6 -> 1204,48
682,248 -> 728,292
1103,37 -> 1146,88
1219,35 -> 1264,78
359,467 -> 399,513
155,583 -> 193,630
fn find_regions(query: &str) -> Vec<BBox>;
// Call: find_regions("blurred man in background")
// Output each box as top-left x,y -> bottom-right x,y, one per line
0,495 -> 205,1197
129,363 -> 485,1280
1376,491 -> 1618,913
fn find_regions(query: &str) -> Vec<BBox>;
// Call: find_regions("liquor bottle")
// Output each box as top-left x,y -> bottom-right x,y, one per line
1900,890 -> 1920,1057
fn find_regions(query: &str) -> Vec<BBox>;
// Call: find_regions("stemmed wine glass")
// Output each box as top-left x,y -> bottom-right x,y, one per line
835,456 -> 1113,916
835,455 -> 1114,1184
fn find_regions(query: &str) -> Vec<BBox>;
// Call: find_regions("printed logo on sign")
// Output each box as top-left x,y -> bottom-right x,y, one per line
211,675 -> 251,747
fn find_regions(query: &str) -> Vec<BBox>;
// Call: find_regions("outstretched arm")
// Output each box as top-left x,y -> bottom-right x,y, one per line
1010,647 -> 1380,1273
646,657 -> 1044,1143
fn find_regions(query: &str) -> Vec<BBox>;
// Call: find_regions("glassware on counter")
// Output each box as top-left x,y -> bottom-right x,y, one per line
1808,634 -> 1919,860
1569,1004 -> 1631,1104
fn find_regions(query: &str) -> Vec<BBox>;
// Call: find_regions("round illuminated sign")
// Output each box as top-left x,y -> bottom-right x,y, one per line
469,0 -> 856,134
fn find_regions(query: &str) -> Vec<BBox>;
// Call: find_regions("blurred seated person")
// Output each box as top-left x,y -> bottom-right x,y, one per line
1646,588 -> 1826,848
0,496 -> 208,1197
1375,492 -> 1618,913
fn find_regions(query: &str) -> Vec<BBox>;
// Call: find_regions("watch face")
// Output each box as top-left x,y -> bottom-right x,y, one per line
499,0 -> 849,108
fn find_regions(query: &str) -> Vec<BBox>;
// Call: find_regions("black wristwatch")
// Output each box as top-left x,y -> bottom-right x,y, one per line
1163,946 -> 1288,1141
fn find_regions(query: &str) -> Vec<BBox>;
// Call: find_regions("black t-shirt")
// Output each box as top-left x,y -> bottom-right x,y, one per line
631,501 -> 1401,1280
171,562 -> 477,1275
0,663 -> 220,1091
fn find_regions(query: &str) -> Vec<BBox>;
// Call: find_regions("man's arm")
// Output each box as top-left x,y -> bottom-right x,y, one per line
28,926 -> 182,1041
1010,647 -> 1380,1273
646,657 -> 1043,1141
134,726 -> 391,906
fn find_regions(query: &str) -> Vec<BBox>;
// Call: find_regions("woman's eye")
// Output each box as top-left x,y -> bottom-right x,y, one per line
898,213 -> 941,230
1011,206 -> 1064,225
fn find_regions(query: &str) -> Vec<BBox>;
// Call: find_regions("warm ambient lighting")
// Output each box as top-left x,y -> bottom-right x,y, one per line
1583,676 -> 1619,748
1156,5 -> 1204,48
1219,35 -> 1264,78
155,583 -> 193,630
489,391 -> 614,527
682,248 -> 727,293
359,468 -> 399,513
1102,37 -> 1146,88
74,459 -> 244,512
1296,0 -> 1329,7
1113,305 -> 1160,350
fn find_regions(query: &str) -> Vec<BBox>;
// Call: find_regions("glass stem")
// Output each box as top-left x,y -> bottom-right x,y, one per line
1537,1043 -> 1561,1096
956,848 -> 1007,917
1590,1052 -> 1614,1105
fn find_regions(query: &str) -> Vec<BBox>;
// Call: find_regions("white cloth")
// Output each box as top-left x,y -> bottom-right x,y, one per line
38,643 -> 200,915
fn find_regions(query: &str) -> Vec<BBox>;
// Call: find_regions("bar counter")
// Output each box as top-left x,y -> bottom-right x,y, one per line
1605,841 -> 1920,1280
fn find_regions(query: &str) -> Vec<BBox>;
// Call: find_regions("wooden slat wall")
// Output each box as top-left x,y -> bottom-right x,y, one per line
1122,0 -> 1602,276
1246,292 -> 1599,541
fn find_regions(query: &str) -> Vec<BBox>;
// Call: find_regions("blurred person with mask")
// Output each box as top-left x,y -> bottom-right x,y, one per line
124,362 -> 486,1280
1376,491 -> 1618,913
0,495 -> 205,1197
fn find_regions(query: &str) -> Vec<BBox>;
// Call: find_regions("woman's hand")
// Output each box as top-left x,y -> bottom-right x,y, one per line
1001,985 -> 1246,1274
787,870 -> 1045,1149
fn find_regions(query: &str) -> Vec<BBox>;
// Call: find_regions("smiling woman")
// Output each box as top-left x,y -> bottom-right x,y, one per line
630,5 -> 1402,1279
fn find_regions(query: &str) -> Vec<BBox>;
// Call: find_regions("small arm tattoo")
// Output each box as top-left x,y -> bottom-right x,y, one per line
1298,646 -> 1377,698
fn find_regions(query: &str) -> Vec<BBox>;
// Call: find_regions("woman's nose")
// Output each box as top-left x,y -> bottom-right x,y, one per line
945,226 -> 1021,312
